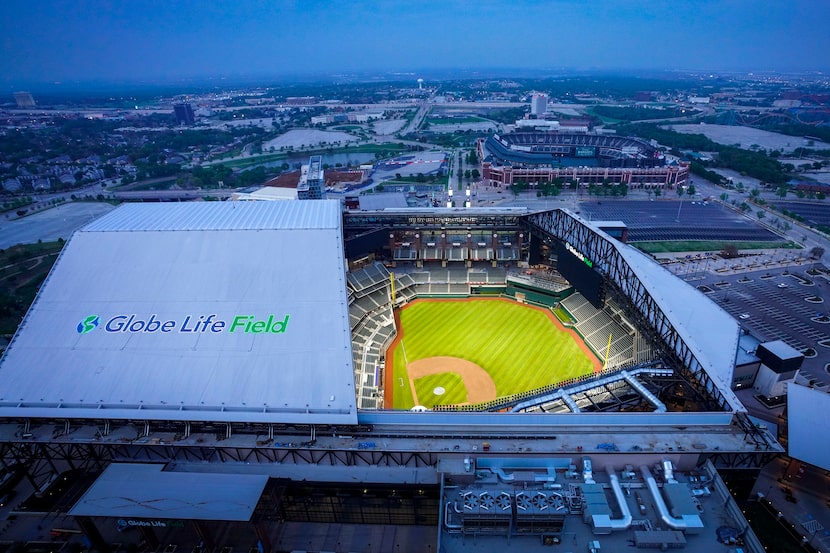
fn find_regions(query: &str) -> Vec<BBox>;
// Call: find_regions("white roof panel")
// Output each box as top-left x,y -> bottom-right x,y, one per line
83,200 -> 340,232
787,384 -> 830,471
610,241 -> 743,411
70,463 -> 267,521
0,201 -> 357,424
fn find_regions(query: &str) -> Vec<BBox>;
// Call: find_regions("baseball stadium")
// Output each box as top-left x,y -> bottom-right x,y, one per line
479,131 -> 689,188
0,200 -> 780,552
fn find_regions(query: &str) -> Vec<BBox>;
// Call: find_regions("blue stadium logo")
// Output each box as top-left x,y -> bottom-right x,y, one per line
77,315 -> 100,334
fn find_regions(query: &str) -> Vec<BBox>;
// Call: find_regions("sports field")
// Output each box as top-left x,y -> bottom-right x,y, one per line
386,298 -> 600,409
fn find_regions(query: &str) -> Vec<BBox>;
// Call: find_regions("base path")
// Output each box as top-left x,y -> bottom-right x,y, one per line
407,356 -> 497,405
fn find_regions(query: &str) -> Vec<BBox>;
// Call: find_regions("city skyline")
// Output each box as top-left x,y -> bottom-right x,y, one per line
2,0 -> 830,88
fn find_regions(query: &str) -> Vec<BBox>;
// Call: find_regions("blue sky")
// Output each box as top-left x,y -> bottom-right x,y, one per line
2,0 -> 829,86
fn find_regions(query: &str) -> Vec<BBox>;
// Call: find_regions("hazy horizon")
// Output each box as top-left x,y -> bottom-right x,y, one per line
2,0 -> 829,90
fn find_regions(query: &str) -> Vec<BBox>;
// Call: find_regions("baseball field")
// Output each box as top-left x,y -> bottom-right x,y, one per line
386,298 -> 601,409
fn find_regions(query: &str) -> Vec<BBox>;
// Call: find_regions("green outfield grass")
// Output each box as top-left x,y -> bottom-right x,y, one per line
390,299 -> 597,409
413,373 -> 467,408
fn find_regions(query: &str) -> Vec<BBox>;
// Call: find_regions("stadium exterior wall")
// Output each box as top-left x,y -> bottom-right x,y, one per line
481,162 -> 689,189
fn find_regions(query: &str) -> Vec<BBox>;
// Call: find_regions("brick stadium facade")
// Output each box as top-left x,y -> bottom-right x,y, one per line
478,133 -> 690,189
481,162 -> 689,189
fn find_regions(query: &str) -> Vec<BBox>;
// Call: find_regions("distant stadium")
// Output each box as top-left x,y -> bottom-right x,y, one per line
479,131 -> 689,188
486,132 -> 661,168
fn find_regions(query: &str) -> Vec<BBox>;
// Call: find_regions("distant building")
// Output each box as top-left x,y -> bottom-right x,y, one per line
311,115 -> 333,125
752,340 -> 803,398
559,119 -> 592,133
173,103 -> 195,126
231,187 -> 298,201
530,93 -> 547,117
297,155 -> 325,200
688,96 -> 711,104
263,171 -> 301,189
285,96 -> 316,105
515,119 -> 560,131
13,91 -> 36,108
324,168 -> 369,191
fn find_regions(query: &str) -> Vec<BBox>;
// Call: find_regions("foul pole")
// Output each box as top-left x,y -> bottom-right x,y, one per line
603,332 -> 613,371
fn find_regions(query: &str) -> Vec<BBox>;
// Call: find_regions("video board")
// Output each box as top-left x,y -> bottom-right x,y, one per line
556,242 -> 604,308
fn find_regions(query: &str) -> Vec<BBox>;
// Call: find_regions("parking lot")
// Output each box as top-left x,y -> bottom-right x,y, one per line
0,202 -> 117,249
579,199 -> 781,242
768,200 -> 830,227
691,262 -> 830,387
373,151 -> 449,180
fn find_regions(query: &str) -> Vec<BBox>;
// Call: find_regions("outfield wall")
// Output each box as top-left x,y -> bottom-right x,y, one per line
505,280 -> 572,308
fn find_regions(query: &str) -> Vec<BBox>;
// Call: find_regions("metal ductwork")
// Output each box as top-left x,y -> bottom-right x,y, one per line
640,465 -> 703,532
587,467 -> 633,532
561,393 -> 581,413
606,468 -> 633,530
512,366 -> 673,413
621,370 -> 667,412
490,467 -> 515,482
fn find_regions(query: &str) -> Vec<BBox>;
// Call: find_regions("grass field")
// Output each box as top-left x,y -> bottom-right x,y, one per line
633,240 -> 799,254
389,299 -> 597,409
414,373 -> 467,408
0,241 -> 64,336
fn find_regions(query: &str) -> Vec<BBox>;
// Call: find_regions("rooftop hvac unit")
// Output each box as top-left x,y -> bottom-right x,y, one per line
532,492 -> 548,511
516,492 -> 531,511
496,493 -> 512,511
548,493 -> 566,511
479,492 -> 495,511
463,491 -> 478,510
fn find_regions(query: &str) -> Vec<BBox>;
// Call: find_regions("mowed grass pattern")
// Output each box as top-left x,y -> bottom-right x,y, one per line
391,299 -> 597,409
413,373 -> 467,408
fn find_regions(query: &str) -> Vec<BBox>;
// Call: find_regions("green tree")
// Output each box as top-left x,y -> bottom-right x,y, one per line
687,185 -> 696,196
776,186 -> 788,198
